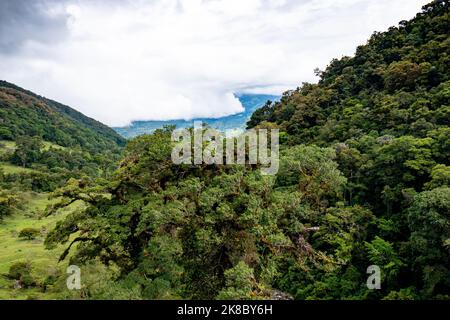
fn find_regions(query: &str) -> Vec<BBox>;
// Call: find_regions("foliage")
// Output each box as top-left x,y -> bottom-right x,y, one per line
217,262 -> 260,300
18,228 -> 41,240
0,190 -> 18,220
8,261 -> 35,288
245,0 -> 450,299
12,136 -> 43,168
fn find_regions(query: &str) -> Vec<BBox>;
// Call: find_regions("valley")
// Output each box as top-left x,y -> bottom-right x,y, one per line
0,1 -> 448,300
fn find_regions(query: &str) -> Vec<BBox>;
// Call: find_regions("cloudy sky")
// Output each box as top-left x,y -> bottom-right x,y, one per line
0,0 -> 429,126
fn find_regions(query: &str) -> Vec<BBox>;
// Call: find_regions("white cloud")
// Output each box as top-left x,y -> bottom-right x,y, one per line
0,0 -> 429,126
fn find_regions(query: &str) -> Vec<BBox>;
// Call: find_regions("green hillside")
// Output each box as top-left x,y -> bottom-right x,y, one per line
0,80 -> 125,153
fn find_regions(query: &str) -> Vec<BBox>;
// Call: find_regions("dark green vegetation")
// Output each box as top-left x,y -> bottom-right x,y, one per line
0,79 -> 126,193
0,81 -> 126,195
40,1 -> 450,300
246,0 -> 450,299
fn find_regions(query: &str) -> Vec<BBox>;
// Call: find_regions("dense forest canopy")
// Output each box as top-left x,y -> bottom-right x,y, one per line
37,0 -> 450,300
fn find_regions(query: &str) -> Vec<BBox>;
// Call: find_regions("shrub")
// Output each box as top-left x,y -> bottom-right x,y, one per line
0,191 -> 18,220
8,261 -> 36,288
18,228 -> 40,240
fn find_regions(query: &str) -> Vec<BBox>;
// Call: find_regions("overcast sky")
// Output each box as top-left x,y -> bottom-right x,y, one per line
0,0 -> 429,126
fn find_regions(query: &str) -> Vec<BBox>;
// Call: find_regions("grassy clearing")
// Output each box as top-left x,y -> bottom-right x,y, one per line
0,140 -> 65,154
0,162 -> 37,174
0,192 -> 76,299
0,140 -> 16,153
0,140 -> 65,176
42,141 -> 65,151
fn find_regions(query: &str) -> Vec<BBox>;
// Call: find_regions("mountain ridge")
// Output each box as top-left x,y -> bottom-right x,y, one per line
0,80 -> 125,152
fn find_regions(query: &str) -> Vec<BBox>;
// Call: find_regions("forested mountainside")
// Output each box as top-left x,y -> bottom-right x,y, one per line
248,0 -> 449,142
114,94 -> 280,138
0,80 -> 125,152
36,0 -> 449,300
0,81 -> 125,215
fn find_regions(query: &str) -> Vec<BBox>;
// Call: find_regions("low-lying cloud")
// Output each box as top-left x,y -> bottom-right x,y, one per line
0,0 -> 428,126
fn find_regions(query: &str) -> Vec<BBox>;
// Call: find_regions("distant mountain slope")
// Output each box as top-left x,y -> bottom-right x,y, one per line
114,94 -> 280,138
0,81 -> 125,152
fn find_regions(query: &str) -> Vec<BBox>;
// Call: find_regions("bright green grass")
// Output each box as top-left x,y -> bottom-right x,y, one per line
0,140 -> 65,176
0,140 -> 65,153
0,192 -> 76,300
0,140 -> 16,152
42,141 -> 65,151
0,163 -> 37,174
